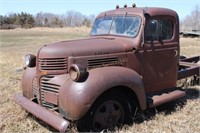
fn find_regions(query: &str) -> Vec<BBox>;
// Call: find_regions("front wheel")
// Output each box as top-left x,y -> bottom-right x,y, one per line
77,91 -> 133,132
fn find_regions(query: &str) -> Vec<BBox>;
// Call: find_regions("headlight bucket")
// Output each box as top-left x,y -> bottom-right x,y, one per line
25,54 -> 36,67
69,64 -> 87,82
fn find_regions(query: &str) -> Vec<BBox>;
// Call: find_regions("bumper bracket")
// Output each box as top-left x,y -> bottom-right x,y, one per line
13,94 -> 69,132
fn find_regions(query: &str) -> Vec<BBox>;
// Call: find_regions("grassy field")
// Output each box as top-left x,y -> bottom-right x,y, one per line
0,28 -> 199,133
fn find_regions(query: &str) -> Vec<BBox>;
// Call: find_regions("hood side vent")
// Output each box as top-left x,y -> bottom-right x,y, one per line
88,57 -> 118,69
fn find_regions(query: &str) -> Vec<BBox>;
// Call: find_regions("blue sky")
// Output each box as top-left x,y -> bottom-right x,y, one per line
1,0 -> 199,20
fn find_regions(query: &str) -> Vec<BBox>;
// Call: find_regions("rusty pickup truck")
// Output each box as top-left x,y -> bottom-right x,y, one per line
14,4 -> 200,132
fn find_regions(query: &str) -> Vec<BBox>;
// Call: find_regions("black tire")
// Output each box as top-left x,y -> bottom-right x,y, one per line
77,90 -> 134,132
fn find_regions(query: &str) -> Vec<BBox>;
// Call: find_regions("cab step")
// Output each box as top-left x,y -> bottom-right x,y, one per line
147,90 -> 186,108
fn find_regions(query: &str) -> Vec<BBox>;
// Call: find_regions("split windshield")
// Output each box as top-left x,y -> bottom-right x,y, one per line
91,16 -> 141,37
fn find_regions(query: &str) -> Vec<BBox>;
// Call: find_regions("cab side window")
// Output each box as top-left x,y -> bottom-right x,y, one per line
145,18 -> 173,42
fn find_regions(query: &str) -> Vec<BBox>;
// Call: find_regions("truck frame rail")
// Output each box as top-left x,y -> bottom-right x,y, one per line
178,56 -> 200,80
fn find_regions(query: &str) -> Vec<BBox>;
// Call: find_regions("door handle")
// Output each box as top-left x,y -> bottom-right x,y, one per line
174,50 -> 178,57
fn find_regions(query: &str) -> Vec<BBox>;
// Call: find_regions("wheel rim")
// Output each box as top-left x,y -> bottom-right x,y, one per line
92,100 -> 125,131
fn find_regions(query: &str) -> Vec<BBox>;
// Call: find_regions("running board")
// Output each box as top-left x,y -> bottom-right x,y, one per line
147,90 -> 186,108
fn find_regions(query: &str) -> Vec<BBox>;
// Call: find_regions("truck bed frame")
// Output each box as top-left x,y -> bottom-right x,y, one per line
178,56 -> 200,80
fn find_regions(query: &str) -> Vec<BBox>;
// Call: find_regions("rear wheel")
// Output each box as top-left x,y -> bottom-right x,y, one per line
77,91 -> 134,132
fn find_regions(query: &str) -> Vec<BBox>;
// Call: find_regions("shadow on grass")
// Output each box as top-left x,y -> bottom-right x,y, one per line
133,87 -> 199,124
27,114 -> 57,132
28,113 -> 77,132
26,87 -> 199,132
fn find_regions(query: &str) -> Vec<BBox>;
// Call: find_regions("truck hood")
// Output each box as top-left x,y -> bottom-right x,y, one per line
39,37 -> 133,58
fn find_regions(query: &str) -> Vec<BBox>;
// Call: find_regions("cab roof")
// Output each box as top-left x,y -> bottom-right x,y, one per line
96,7 -> 178,20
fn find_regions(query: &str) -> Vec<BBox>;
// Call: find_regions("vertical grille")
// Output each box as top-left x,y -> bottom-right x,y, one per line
38,58 -> 67,71
88,57 -> 118,69
40,75 -> 60,109
32,75 -> 38,97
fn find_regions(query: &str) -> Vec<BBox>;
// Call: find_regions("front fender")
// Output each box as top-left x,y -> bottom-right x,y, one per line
22,67 -> 36,99
59,66 -> 146,120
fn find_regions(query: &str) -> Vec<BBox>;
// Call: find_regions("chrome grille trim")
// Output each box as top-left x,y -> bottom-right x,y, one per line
38,58 -> 67,70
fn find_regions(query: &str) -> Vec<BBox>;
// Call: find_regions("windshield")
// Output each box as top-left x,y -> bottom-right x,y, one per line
91,16 -> 141,37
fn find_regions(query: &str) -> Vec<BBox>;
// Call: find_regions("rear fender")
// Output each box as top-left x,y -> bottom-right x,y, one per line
59,66 -> 146,120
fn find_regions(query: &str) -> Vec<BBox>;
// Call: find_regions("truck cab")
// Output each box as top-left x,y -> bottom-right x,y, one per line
92,6 -> 180,93
14,5 -> 199,132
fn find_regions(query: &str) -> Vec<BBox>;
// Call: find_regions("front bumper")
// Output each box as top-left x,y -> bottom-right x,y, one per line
13,94 -> 69,132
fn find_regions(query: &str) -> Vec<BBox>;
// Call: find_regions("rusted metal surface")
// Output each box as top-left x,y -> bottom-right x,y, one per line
22,67 -> 36,99
13,94 -> 69,132
15,5 -> 200,131
43,91 -> 58,105
139,46 -> 179,93
39,37 -> 133,58
178,66 -> 199,80
178,56 -> 200,80
179,55 -> 199,63
179,61 -> 200,67
59,66 -> 146,120
96,7 -> 178,22
148,90 -> 186,108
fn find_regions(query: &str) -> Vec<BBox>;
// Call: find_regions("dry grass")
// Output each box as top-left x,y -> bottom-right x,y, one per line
0,28 -> 199,133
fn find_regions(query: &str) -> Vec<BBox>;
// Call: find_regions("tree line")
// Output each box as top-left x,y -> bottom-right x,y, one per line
0,11 -> 95,29
0,12 -> 35,29
0,4 -> 199,30
180,4 -> 200,31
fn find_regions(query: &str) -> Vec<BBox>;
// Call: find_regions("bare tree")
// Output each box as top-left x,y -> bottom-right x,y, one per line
35,12 -> 45,27
181,4 -> 200,31
63,11 -> 83,27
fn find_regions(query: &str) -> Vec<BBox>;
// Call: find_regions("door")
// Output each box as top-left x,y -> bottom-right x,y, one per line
138,17 -> 179,93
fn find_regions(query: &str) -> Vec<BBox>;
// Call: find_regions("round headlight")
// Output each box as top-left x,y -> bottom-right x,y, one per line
25,55 -> 31,66
25,54 -> 36,67
69,64 -> 86,82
